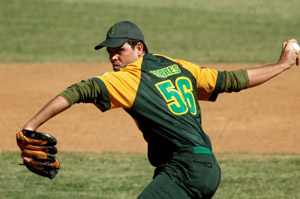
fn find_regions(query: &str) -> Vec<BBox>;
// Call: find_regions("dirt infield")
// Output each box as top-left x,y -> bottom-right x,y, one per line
1,63 -> 299,154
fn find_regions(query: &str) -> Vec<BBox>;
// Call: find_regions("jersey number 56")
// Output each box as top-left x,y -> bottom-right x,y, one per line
155,77 -> 197,115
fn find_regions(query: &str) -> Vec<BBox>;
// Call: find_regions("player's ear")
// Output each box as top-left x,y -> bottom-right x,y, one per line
135,42 -> 144,57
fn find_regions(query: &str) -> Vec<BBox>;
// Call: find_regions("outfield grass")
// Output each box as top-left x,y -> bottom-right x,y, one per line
1,151 -> 300,199
1,0 -> 300,63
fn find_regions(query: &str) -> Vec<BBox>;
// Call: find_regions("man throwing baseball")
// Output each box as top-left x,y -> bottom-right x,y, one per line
18,21 -> 299,198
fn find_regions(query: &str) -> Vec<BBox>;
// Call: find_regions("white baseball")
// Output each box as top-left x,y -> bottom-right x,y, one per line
291,43 -> 300,51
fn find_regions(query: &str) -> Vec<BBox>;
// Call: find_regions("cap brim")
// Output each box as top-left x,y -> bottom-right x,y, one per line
94,38 -> 128,50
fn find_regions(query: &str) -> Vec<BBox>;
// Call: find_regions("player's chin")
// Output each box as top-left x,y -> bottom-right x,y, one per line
113,65 -> 121,70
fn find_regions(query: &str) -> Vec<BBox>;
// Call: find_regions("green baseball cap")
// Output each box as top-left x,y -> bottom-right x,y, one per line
94,21 -> 145,50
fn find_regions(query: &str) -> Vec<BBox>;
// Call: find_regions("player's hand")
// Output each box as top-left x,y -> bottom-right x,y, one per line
279,39 -> 300,68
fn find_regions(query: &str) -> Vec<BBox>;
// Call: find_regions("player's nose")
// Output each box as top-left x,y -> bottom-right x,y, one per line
110,53 -> 119,62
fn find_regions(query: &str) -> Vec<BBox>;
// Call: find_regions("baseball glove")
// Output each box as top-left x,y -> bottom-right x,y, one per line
16,129 -> 60,179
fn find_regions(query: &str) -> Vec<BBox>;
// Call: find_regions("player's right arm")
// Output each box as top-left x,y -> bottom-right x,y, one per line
23,95 -> 70,131
23,79 -> 102,131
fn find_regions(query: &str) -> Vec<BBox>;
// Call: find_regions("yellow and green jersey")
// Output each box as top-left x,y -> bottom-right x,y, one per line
60,54 -> 249,166
92,54 -> 223,166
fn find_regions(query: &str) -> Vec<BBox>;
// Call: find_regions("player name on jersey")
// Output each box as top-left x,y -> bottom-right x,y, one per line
150,64 -> 181,78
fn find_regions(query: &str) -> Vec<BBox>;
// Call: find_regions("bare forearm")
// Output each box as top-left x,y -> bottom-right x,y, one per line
246,62 -> 288,88
23,79 -> 102,131
23,95 -> 70,131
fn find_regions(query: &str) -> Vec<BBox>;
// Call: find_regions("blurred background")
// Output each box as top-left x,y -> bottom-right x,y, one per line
1,0 -> 300,63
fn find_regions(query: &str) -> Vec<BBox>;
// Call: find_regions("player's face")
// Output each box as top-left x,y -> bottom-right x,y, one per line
107,42 -> 144,71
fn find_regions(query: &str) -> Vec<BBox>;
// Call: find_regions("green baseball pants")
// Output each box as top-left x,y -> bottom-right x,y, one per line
137,147 -> 221,199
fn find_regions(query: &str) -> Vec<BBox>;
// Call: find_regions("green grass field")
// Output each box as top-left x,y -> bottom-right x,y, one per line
2,1 -> 300,198
1,151 -> 300,199
1,0 -> 300,63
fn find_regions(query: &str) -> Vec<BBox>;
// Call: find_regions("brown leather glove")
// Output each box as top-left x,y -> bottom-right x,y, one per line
16,129 -> 60,179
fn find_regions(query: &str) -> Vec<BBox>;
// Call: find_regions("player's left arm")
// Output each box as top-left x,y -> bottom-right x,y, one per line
23,78 -> 102,131
246,39 -> 299,88
23,95 -> 70,131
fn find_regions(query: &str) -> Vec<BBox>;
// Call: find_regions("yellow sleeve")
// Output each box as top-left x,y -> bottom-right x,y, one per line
175,59 -> 224,101
92,57 -> 143,110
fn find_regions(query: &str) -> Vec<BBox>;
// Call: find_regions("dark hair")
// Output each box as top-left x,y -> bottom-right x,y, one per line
127,39 -> 148,54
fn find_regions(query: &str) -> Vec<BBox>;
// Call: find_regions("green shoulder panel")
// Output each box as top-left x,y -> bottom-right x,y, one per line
92,77 -> 111,111
209,71 -> 224,101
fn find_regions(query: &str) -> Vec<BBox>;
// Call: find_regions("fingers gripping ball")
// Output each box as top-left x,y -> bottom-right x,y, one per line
291,43 -> 300,51
16,129 -> 60,179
